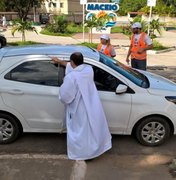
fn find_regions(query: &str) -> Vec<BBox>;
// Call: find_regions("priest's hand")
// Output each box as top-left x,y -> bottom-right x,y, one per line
51,57 -> 67,67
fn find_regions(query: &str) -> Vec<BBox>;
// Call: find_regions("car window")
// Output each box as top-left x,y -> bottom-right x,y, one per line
4,60 -> 65,86
99,53 -> 149,88
59,63 -> 122,92
92,65 -> 123,92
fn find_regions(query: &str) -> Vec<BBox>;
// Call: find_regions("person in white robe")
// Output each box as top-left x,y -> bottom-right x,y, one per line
52,52 -> 112,160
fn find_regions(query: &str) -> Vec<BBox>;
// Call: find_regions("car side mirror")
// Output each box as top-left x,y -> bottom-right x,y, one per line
116,84 -> 128,94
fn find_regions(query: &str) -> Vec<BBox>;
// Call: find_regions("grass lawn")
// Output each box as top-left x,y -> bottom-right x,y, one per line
7,39 -> 170,52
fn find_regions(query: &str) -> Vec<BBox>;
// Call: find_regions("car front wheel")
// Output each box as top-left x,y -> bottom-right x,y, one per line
135,116 -> 171,146
0,113 -> 21,144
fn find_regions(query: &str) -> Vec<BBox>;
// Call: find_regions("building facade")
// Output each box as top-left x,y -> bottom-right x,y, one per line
42,0 -> 109,15
40,0 -> 109,23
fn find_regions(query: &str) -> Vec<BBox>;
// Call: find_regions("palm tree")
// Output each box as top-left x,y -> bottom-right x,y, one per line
85,12 -> 111,43
122,16 -> 148,38
85,14 -> 98,43
11,19 -> 38,42
149,19 -> 162,40
96,11 -> 110,31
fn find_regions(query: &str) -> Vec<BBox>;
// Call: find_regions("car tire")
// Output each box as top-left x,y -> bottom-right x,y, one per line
135,116 -> 170,146
0,113 -> 21,144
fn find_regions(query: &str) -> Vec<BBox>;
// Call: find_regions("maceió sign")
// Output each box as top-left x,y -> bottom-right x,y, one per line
86,3 -> 119,12
85,3 -> 119,33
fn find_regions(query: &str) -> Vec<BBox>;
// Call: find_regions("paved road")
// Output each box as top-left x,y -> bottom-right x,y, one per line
0,133 -> 176,180
148,66 -> 176,82
1,133 -> 176,157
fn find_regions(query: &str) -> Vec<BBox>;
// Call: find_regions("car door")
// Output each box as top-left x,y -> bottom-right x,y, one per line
1,58 -> 65,132
90,63 -> 132,134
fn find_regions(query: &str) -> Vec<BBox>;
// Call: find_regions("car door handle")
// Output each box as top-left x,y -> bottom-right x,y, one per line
7,89 -> 24,95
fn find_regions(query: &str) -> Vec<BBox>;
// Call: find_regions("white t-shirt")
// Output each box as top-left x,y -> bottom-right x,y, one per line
100,45 -> 106,53
133,33 -> 152,46
100,44 -> 116,57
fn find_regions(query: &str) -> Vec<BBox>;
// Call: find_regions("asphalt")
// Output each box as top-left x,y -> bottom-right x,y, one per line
0,27 -> 176,180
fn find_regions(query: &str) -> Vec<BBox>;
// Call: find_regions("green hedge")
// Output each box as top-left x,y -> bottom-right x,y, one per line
8,41 -> 42,46
40,29 -> 71,36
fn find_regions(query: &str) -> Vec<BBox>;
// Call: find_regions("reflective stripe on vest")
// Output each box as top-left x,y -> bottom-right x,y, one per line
97,43 -> 112,57
131,32 -> 147,60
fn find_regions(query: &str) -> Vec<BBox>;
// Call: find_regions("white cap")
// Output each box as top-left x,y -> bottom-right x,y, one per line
100,34 -> 109,40
132,22 -> 142,29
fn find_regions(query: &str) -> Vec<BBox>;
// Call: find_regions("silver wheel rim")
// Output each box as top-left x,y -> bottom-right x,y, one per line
0,118 -> 14,141
141,122 -> 165,144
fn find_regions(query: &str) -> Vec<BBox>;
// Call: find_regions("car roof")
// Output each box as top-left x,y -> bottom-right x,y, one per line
0,45 -> 99,62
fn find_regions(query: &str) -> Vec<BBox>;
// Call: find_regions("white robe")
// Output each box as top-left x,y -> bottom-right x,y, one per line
59,63 -> 112,160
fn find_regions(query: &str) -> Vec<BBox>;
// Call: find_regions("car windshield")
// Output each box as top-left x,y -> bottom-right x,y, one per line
99,53 -> 149,88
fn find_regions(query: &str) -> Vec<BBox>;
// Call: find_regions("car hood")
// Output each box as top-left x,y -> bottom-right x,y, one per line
141,71 -> 176,94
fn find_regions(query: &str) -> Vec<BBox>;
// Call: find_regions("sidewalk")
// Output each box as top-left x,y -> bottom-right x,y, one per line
1,28 -> 80,45
0,153 -> 173,180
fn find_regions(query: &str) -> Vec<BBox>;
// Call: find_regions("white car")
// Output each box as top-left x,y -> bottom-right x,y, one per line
0,45 -> 176,146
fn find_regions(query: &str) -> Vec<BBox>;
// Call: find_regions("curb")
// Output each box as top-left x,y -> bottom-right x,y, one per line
117,46 -> 176,54
147,65 -> 167,70
147,65 -> 176,70
148,47 -> 176,54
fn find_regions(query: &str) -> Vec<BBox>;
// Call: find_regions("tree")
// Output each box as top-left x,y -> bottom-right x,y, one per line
96,11 -> 110,31
44,15 -> 68,34
85,14 -> 98,43
85,12 -> 111,43
149,19 -> 162,40
118,0 -> 176,16
163,0 -> 176,6
0,0 -> 44,21
52,15 -> 68,33
122,16 -> 148,37
11,19 -> 38,41
118,0 -> 146,15
122,16 -> 162,41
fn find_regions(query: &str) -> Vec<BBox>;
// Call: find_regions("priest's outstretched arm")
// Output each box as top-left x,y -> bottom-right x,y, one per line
51,57 -> 68,67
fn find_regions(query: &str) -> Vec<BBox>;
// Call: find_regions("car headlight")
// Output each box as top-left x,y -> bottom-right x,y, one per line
165,96 -> 176,104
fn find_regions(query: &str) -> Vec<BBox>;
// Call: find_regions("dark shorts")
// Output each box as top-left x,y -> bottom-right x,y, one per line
131,58 -> 147,71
